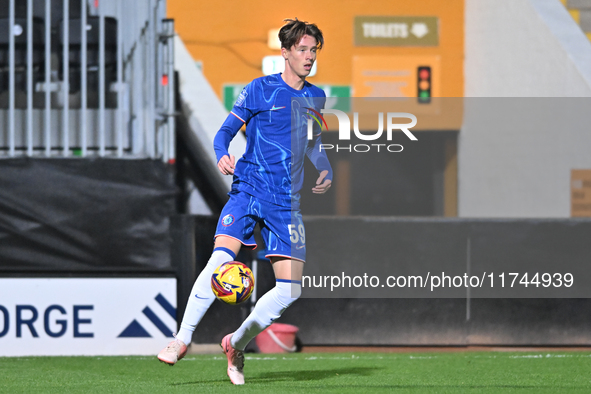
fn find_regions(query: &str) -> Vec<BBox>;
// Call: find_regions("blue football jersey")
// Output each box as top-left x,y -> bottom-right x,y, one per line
214,73 -> 332,207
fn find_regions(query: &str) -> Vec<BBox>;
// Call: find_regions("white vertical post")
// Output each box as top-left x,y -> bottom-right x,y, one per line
147,0 -> 155,158
155,2 -> 163,159
158,1 -> 165,162
133,19 -> 144,156
116,0 -> 123,157
168,36 -> 175,164
26,0 -> 33,156
81,0 -> 87,157
44,0 -> 51,156
98,0 -> 105,157
8,0 -> 15,157
164,18 -> 175,164
62,0 -> 69,156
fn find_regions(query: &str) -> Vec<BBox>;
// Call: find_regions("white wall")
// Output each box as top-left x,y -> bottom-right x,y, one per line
460,0 -> 591,217
174,35 -> 248,214
464,0 -> 591,97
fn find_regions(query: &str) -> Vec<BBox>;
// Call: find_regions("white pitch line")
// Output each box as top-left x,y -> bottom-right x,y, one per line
185,353 -> 591,362
107,353 -> 591,363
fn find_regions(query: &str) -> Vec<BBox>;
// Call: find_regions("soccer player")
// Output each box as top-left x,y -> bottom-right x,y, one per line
158,18 -> 332,385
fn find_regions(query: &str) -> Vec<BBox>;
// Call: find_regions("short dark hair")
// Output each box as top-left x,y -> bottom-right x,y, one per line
278,18 -> 324,50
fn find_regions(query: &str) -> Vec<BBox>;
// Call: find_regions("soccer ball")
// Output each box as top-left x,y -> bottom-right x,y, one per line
211,261 -> 255,305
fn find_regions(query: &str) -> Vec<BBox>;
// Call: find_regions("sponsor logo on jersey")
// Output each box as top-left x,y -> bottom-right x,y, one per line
271,105 -> 286,111
235,88 -> 248,107
222,214 -> 235,227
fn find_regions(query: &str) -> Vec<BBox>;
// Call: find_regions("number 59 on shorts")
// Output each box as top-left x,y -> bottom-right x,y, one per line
288,224 -> 306,244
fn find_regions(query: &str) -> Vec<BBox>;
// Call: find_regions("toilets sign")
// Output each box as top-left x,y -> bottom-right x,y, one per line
354,16 -> 439,47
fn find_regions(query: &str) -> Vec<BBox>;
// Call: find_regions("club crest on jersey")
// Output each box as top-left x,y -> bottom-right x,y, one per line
222,214 -> 235,227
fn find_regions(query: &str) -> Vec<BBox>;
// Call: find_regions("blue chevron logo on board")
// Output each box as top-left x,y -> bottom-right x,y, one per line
118,293 -> 176,338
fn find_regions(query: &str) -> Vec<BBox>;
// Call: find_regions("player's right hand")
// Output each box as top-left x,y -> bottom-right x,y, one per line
218,154 -> 235,175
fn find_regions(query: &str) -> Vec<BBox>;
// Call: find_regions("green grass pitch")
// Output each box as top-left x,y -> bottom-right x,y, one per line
1,351 -> 591,393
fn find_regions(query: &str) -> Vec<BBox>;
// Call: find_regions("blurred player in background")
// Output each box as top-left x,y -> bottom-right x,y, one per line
158,18 -> 332,385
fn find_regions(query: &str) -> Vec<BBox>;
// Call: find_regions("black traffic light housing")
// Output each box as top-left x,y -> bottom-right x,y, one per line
417,66 -> 431,104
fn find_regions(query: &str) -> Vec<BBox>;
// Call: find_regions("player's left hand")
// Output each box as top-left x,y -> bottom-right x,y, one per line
312,170 -> 331,194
